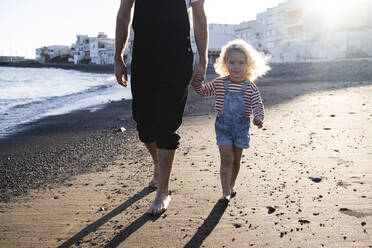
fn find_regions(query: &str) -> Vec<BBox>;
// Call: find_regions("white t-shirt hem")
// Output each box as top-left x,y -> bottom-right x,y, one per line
186,0 -> 199,9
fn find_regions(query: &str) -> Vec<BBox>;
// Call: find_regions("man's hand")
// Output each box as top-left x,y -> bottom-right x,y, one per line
115,58 -> 128,87
191,0 -> 208,87
114,0 -> 134,87
253,116 -> 263,129
190,62 -> 207,86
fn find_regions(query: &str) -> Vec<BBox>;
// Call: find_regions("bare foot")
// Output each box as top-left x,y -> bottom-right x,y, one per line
231,187 -> 237,198
147,195 -> 171,215
148,176 -> 158,189
218,193 -> 231,204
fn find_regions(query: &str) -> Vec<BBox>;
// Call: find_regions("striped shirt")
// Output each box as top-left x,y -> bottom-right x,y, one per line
193,77 -> 264,120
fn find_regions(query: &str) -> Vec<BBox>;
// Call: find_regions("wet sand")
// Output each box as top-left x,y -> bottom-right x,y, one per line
0,72 -> 372,247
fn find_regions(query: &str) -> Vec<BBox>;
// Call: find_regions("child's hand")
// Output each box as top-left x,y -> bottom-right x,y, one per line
253,117 -> 263,129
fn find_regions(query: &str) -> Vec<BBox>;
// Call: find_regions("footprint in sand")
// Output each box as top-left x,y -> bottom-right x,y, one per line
336,180 -> 351,188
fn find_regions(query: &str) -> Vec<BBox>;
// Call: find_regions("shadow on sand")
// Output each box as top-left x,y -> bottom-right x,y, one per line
103,213 -> 160,248
58,187 -> 154,248
184,201 -> 228,248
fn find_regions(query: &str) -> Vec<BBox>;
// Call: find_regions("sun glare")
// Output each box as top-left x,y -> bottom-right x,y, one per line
300,0 -> 366,30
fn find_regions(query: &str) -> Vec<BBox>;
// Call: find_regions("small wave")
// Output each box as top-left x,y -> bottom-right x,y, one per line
0,67 -> 131,138
7,83 -> 114,112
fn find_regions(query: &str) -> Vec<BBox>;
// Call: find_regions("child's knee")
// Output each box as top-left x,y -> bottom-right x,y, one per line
232,160 -> 241,168
220,157 -> 233,167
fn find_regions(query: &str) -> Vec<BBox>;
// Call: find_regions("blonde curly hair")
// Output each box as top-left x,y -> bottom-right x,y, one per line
214,39 -> 271,81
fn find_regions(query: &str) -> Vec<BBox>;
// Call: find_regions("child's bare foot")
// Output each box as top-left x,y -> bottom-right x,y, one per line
147,195 -> 171,215
230,187 -> 237,198
148,176 -> 158,189
218,193 -> 231,204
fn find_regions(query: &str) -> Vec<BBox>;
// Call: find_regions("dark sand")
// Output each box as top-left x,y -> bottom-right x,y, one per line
0,63 -> 372,247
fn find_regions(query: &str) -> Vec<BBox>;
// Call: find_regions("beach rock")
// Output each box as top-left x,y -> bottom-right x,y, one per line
233,223 -> 242,228
115,127 -> 126,133
310,177 -> 322,183
267,206 -> 276,214
299,219 -> 310,225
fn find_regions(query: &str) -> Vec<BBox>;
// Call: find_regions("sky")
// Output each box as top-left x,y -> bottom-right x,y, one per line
0,0 -> 287,58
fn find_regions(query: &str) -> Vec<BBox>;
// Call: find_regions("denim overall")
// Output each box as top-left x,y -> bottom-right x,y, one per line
215,78 -> 251,149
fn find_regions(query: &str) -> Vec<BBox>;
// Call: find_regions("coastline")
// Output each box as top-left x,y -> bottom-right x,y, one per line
0,62 -> 115,74
1,59 -> 372,81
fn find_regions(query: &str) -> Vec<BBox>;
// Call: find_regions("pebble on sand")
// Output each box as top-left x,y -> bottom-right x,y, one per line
310,177 -> 322,183
267,206 -> 276,214
298,219 -> 310,225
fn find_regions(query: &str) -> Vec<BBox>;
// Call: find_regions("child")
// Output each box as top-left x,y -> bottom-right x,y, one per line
191,39 -> 270,203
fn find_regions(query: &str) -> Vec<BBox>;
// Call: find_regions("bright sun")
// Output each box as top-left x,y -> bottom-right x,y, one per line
300,0 -> 366,30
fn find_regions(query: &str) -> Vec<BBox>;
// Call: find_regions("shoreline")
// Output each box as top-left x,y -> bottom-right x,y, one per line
0,62 -> 115,74
1,59 -> 372,81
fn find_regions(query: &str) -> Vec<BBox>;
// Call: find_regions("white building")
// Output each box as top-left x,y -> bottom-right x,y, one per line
35,45 -> 70,63
70,32 -> 133,65
253,0 -> 372,62
89,32 -> 115,64
234,21 -> 259,48
191,23 -> 236,66
71,35 -> 91,64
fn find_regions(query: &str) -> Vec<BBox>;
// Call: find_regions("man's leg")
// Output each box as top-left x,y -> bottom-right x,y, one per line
147,148 -> 175,214
146,84 -> 188,214
145,142 -> 159,188
131,72 -> 159,189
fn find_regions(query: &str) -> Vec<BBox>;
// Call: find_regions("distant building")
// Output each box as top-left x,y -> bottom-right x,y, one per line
70,31 -> 133,65
90,32 -> 115,65
253,0 -> 372,62
35,45 -> 70,63
191,23 -> 237,66
70,35 -> 91,64
33,1 -> 372,66
0,56 -> 26,63
234,21 -> 259,48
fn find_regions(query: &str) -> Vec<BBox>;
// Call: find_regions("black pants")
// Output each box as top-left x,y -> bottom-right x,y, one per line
131,79 -> 189,149
130,0 -> 193,149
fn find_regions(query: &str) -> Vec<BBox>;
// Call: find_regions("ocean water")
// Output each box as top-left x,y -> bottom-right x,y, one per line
0,67 -> 132,139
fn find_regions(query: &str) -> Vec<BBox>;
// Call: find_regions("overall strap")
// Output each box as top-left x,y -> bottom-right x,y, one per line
242,79 -> 249,91
223,76 -> 229,89
224,77 -> 249,91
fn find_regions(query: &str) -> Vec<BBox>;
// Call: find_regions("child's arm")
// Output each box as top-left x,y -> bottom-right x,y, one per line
250,82 -> 264,128
191,79 -> 216,97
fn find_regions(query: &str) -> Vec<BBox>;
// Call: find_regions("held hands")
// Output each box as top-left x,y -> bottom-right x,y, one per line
114,57 -> 128,87
190,62 -> 207,86
253,116 -> 263,129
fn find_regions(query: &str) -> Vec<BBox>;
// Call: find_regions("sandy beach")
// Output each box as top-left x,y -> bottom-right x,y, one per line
1,62 -> 372,247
